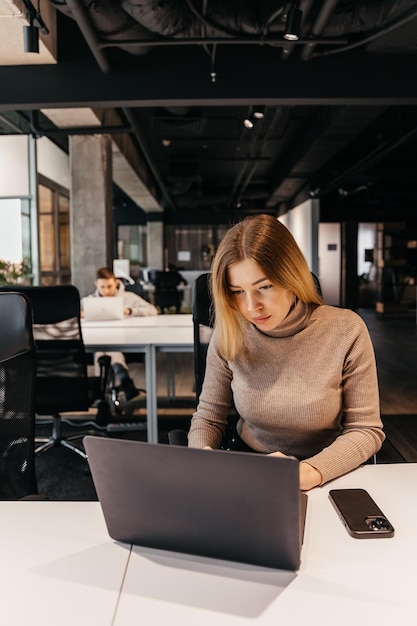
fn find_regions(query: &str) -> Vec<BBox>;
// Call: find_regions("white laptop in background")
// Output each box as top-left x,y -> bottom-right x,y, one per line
83,297 -> 125,321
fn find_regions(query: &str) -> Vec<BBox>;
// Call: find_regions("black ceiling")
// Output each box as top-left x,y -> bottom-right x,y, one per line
2,0 -> 417,225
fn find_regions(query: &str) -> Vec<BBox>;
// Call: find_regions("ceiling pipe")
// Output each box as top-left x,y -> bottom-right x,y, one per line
97,34 -> 345,50
226,114 -> 266,207
227,107 -> 283,209
0,113 -> 25,133
313,4 -> 417,59
299,0 -> 340,61
318,123 -> 417,198
64,0 -> 111,73
121,107 -> 177,212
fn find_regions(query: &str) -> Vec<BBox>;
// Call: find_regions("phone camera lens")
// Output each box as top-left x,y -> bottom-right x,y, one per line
367,517 -> 389,531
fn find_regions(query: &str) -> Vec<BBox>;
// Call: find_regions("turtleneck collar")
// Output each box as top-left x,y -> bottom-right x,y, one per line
249,298 -> 318,339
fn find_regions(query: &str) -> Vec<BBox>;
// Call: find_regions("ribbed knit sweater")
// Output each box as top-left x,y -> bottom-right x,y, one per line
188,300 -> 384,485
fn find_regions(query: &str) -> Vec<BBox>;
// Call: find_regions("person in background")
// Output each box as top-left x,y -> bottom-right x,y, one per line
188,214 -> 384,491
154,263 -> 188,314
82,267 -> 158,400
167,263 -> 188,313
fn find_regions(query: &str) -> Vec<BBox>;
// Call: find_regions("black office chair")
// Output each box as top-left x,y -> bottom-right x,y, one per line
0,291 -> 42,499
0,285 -> 111,460
192,272 -> 215,401
168,272 -> 238,447
311,272 -> 323,298
153,270 -> 183,314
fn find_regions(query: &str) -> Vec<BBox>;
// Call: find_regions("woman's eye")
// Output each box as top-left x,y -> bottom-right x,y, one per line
259,284 -> 273,291
230,290 -> 243,296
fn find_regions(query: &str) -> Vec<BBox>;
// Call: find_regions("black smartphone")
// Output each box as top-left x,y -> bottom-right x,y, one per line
329,488 -> 395,538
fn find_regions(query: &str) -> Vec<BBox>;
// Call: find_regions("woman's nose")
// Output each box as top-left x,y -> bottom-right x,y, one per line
246,292 -> 262,311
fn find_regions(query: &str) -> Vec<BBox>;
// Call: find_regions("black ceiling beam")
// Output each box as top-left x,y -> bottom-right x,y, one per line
266,105 -> 388,207
28,110 -> 132,136
2,52 -> 417,111
64,0 -> 111,73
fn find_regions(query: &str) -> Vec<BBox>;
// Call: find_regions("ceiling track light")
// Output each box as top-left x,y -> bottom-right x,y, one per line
23,21 -> 39,53
243,106 -> 265,129
253,106 -> 265,120
243,115 -> 255,129
284,3 -> 303,41
21,0 -> 49,53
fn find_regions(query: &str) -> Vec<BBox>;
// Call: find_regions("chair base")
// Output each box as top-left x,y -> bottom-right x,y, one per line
35,414 -> 88,460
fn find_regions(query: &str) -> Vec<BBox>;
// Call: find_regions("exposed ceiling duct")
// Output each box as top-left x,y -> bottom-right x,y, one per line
2,0 -> 417,222
51,0 -> 417,72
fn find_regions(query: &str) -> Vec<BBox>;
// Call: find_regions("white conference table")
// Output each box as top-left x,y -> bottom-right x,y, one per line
81,315 -> 194,443
1,463 -> 416,626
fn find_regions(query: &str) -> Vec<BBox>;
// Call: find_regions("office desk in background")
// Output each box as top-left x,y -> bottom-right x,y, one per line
81,315 -> 194,443
1,464 -> 415,626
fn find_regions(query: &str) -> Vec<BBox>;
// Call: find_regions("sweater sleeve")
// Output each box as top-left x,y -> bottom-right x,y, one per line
305,314 -> 384,484
124,292 -> 158,317
188,334 -> 234,448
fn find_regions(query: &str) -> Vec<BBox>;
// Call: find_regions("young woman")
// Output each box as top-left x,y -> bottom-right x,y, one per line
188,214 -> 384,490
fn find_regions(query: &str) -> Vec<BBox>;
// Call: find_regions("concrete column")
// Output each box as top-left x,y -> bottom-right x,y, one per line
70,134 -> 113,297
147,220 -> 164,269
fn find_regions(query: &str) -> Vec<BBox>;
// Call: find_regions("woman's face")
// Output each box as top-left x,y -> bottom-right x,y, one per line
227,259 -> 295,331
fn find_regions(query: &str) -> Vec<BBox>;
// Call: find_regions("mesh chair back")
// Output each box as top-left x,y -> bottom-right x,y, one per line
0,285 -> 90,415
154,271 -> 182,311
0,292 -> 38,499
192,273 -> 214,400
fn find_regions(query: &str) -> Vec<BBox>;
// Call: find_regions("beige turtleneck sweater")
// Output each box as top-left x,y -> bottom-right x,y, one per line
188,300 -> 384,485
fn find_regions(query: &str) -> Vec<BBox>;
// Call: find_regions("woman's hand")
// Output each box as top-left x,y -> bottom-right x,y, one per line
299,462 -> 322,491
268,452 -> 322,491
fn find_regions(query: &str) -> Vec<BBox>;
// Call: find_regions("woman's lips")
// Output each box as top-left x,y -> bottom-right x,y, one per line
252,315 -> 271,324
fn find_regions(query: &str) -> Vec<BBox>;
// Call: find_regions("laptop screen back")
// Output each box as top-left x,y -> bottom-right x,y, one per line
83,297 -> 124,321
84,436 -> 306,570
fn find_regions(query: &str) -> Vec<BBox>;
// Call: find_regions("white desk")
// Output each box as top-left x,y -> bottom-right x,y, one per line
81,315 -> 194,443
0,501 -> 129,626
116,463 -> 417,625
81,314 -> 193,329
2,464 -> 416,625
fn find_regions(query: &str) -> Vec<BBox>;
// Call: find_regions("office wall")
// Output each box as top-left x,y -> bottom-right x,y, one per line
0,199 -> 23,262
279,198 -> 319,275
0,135 -> 30,197
37,137 -> 69,188
318,223 -> 341,306
358,223 -> 377,278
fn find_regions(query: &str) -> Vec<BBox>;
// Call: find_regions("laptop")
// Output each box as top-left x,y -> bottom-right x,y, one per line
82,297 -> 125,321
84,436 -> 307,570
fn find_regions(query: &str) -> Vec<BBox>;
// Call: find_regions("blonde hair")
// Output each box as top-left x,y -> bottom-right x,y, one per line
211,214 -> 323,361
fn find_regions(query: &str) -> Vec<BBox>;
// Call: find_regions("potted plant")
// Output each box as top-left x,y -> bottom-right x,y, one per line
0,258 -> 32,285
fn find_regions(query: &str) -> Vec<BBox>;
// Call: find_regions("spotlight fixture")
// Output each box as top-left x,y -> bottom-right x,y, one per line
21,0 -> 49,53
243,106 -> 265,129
284,3 -> 302,41
253,106 -> 265,120
23,21 -> 39,53
243,115 -> 255,129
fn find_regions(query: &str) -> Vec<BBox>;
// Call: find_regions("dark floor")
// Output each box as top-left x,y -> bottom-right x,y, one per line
358,308 -> 417,463
35,307 -> 417,500
35,413 -> 192,501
